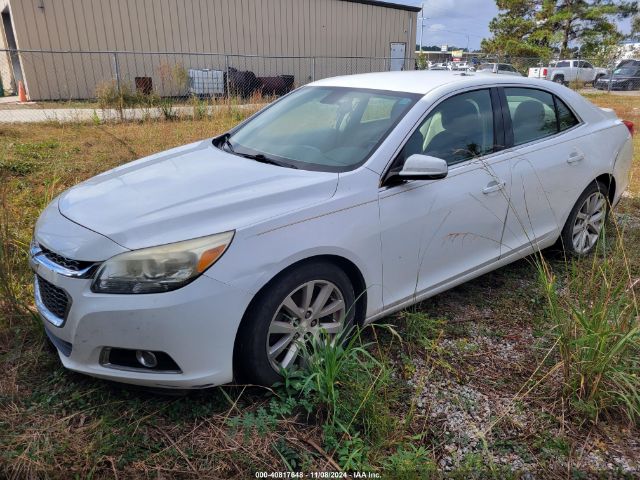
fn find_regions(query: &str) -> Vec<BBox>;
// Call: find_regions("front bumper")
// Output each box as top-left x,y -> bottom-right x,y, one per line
33,258 -> 252,389
595,80 -> 636,91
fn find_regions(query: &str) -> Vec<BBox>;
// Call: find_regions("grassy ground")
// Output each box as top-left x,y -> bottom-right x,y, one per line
0,95 -> 639,478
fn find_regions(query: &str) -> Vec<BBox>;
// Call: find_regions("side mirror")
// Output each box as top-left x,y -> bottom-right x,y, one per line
398,154 -> 448,180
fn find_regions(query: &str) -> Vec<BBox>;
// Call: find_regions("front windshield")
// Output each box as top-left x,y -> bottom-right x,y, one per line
478,64 -> 494,71
614,67 -> 639,76
224,86 -> 419,171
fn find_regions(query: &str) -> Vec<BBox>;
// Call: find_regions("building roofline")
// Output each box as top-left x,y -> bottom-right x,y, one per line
339,0 -> 422,12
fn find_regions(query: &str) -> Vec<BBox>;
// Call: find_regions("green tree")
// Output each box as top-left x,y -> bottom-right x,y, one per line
550,1 -> 637,57
481,0 -> 555,59
632,15 -> 640,36
482,1 -> 638,59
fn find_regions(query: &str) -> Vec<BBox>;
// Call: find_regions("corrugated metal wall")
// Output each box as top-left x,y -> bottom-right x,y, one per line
4,0 -> 416,99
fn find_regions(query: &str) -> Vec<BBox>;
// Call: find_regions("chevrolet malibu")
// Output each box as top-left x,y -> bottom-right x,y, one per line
31,71 -> 634,388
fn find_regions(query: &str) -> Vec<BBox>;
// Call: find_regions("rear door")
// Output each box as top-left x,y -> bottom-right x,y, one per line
500,87 -> 590,251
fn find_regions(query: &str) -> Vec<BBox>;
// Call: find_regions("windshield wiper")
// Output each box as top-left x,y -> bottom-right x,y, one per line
236,152 -> 298,169
216,133 -> 297,169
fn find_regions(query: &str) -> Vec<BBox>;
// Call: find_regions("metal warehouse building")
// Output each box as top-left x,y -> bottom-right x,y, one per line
0,0 -> 419,100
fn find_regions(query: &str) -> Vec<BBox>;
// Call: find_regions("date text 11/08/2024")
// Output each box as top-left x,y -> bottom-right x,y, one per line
255,472 -> 382,478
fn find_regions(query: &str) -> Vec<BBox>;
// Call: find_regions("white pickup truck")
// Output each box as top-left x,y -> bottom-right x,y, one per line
528,60 -> 608,85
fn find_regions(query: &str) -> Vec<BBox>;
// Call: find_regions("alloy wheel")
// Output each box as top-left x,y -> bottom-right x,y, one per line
266,280 -> 346,372
572,191 -> 606,254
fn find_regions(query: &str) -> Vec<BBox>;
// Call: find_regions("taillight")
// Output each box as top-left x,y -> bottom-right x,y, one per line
623,120 -> 634,136
542,68 -> 548,76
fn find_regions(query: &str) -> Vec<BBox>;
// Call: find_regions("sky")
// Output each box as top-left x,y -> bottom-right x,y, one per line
398,0 -> 634,51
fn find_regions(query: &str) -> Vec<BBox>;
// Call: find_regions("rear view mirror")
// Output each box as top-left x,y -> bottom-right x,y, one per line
399,154 -> 448,180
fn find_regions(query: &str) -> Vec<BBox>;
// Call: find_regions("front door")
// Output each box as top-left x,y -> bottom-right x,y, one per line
379,88 -> 511,307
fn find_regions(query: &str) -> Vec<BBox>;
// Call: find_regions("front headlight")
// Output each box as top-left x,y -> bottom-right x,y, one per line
91,231 -> 234,294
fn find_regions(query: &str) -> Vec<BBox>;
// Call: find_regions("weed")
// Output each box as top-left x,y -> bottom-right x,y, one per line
382,442 -> 436,477
322,423 -> 371,471
537,235 -> 640,423
90,109 -> 101,126
399,310 -> 445,350
190,95 -> 209,120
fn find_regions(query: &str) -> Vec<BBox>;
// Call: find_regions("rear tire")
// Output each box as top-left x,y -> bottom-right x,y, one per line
553,75 -> 565,85
560,181 -> 609,257
233,261 -> 356,386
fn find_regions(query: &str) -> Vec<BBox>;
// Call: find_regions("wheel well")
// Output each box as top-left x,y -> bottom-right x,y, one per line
232,255 -> 368,379
595,173 -> 616,205
236,254 -> 368,333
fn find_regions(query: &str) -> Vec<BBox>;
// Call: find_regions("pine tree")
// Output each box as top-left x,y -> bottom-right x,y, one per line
482,0 -> 638,59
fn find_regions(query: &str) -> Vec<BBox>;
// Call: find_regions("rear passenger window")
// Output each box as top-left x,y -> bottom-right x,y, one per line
506,88 -> 558,145
556,98 -> 579,131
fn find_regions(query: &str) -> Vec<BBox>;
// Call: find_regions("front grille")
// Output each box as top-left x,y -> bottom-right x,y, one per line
39,244 -> 94,272
37,275 -> 71,320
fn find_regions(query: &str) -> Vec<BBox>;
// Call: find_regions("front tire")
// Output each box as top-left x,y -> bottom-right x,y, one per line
560,181 -> 609,257
234,261 -> 356,386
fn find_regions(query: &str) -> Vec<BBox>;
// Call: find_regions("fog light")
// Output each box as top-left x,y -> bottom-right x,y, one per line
135,350 -> 158,368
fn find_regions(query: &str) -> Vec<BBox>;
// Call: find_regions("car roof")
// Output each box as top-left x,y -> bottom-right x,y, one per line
309,70 -> 537,95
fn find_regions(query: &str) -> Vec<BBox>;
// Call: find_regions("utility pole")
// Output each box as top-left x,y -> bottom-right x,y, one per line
418,3 -> 428,52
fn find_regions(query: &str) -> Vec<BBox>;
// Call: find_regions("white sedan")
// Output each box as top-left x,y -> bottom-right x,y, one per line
31,71 -> 634,388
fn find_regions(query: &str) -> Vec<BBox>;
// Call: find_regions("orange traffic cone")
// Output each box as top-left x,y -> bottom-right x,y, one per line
18,80 -> 27,102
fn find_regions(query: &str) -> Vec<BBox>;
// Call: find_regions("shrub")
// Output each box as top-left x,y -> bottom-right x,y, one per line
95,81 -> 140,120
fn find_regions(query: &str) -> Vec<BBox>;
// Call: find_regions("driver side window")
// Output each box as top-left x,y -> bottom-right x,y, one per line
400,89 -> 495,166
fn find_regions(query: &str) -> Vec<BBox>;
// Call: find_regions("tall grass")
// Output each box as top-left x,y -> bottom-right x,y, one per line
537,233 -> 640,423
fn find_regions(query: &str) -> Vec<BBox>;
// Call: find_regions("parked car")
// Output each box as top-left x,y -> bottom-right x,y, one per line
31,71 -> 633,389
595,60 -> 640,91
429,62 -> 448,71
452,62 -> 475,72
477,63 -> 522,76
528,60 -> 608,85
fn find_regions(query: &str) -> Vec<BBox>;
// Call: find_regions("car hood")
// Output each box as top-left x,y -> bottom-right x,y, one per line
58,140 -> 339,250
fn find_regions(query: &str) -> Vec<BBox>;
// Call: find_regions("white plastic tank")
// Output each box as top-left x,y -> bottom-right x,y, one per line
188,69 -> 225,96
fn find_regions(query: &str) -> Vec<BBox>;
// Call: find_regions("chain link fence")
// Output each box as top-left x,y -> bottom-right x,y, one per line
0,49 -> 415,122
0,49 -> 637,123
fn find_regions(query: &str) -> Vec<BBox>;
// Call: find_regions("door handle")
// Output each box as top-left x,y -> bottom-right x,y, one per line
482,180 -> 506,194
567,152 -> 585,164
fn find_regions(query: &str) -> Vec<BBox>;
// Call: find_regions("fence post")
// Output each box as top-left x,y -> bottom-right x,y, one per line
225,54 -> 230,97
112,52 -> 121,93
311,57 -> 316,82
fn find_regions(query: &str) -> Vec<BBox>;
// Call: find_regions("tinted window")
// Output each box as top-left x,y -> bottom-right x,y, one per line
583,61 -> 593,69
556,98 -> 579,131
506,88 -> 558,145
556,61 -> 570,68
400,89 -> 495,166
